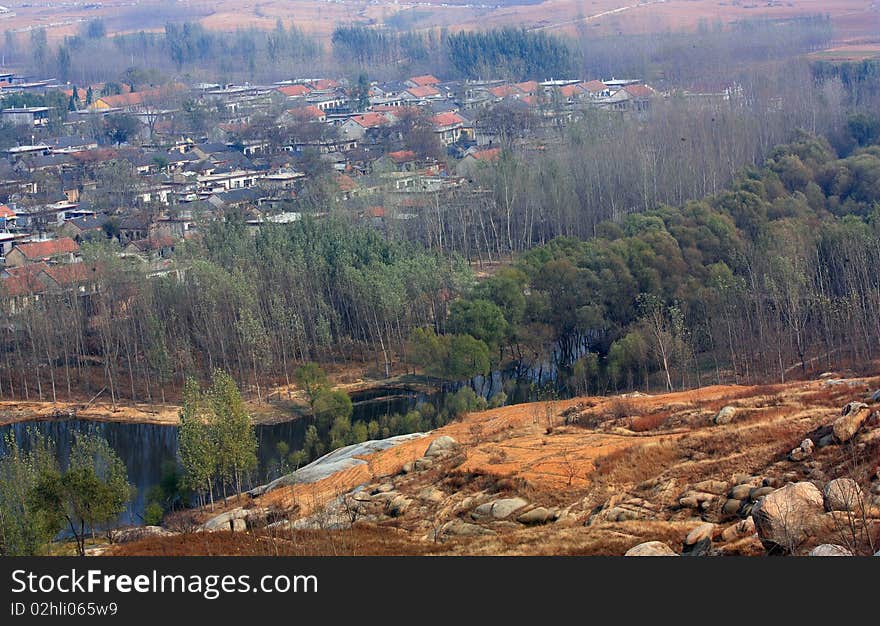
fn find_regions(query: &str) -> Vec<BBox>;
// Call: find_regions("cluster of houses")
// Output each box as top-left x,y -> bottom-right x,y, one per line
0,67 -> 734,308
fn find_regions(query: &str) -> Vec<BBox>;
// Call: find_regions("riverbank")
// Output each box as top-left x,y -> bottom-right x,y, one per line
0,372 -> 444,427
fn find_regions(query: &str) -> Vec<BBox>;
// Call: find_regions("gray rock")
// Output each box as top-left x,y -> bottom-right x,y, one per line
789,438 -> 814,462
202,508 -> 250,532
694,479 -> 728,495
713,406 -> 737,425
871,389 -> 880,403
112,526 -> 173,544
749,486 -> 775,501
823,478 -> 864,512
809,544 -> 852,556
424,436 -> 458,458
751,482 -> 825,552
249,432 -> 427,497
517,507 -> 555,525
729,484 -> 753,500
386,495 -> 411,517
833,401 -> 871,443
685,523 -> 715,546
413,457 -> 434,471
722,499 -> 744,516
817,434 -> 836,448
418,487 -> 445,503
373,482 -> 395,494
488,497 -> 529,519
439,519 -> 496,538
624,541 -> 678,556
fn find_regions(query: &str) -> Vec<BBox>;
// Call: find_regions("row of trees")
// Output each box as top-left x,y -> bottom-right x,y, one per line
389,60 -> 863,261
0,431 -> 131,556
177,370 -> 257,508
419,131 -> 880,394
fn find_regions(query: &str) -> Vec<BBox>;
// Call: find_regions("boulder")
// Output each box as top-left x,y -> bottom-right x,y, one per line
871,389 -> 880,403
372,482 -> 395,494
202,508 -> 250,532
722,499 -> 744,516
789,438 -> 814,462
413,457 -> 434,471
729,484 -> 753,500
113,525 -> 173,544
424,436 -> 458,458
439,519 -> 496,538
751,482 -> 826,552
489,497 -> 529,519
713,406 -> 737,425
721,517 -> 755,542
517,507 -> 555,525
749,486 -> 775,501
817,434 -> 836,448
694,479 -> 728,495
823,478 -> 864,512
386,495 -> 411,517
418,487 -> 446,503
809,544 -> 852,557
833,402 -> 871,443
682,537 -> 712,557
624,541 -> 678,556
472,497 -> 529,520
685,523 -> 716,546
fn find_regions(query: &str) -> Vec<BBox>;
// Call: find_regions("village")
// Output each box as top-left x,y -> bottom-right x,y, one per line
0,69 -> 739,305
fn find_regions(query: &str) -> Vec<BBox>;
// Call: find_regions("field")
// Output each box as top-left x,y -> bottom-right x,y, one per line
1,0 -> 877,48
105,374 -> 880,556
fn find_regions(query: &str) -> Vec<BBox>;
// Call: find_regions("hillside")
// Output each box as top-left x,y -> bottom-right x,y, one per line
108,372 -> 880,556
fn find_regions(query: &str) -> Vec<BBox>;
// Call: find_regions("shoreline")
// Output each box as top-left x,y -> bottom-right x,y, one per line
0,373 -> 445,428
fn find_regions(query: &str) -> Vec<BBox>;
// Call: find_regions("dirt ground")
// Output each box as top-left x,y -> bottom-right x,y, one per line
6,0 -> 877,47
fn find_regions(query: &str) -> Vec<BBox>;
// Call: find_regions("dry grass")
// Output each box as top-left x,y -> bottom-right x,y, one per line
107,526 -> 451,556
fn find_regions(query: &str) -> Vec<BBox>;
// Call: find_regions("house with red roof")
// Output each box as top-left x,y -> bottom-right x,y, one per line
457,146 -> 502,177
286,104 -> 327,123
340,112 -> 394,141
402,85 -> 441,102
579,80 -> 611,99
372,150 -> 420,173
488,85 -> 518,100
5,237 -> 80,268
405,75 -> 441,88
0,204 -> 15,229
431,111 -> 472,146
276,84 -> 313,98
514,81 -> 539,96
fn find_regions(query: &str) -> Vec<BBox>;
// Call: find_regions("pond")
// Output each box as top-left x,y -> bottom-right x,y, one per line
0,387 -> 431,525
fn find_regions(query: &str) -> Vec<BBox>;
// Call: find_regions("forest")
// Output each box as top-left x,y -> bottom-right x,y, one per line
1,14 -> 836,85
2,118 -> 879,406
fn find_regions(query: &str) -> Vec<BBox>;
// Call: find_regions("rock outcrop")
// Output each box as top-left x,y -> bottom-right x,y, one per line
833,402 -> 871,443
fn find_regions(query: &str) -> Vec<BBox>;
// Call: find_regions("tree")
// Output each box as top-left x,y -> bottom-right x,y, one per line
207,370 -> 257,497
447,298 -> 508,355
31,432 -> 132,556
178,378 -> 217,508
313,388 -> 353,432
294,363 -> 329,416
103,113 -> 140,145
0,431 -> 61,556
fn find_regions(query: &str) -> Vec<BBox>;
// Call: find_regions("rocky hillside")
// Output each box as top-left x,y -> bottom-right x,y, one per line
108,374 -> 880,556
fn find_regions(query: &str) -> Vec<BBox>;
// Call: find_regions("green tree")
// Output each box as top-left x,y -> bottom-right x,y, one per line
207,370 -> 257,497
295,363 -> 329,415
178,377 -> 217,508
0,431 -> 61,556
31,432 -> 132,556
